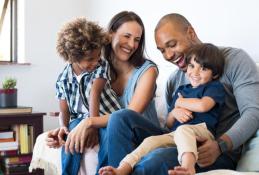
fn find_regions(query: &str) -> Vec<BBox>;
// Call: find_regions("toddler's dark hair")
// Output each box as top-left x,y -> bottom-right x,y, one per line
56,17 -> 108,62
186,43 -> 225,79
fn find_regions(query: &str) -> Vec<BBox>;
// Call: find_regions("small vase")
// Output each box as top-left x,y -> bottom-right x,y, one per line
0,88 -> 17,108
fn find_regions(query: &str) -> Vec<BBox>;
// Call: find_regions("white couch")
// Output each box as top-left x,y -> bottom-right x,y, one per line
29,64 -> 259,175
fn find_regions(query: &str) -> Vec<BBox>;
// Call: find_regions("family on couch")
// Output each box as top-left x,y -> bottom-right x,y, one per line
35,11 -> 259,175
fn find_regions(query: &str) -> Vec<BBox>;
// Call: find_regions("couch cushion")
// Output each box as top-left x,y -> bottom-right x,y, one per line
237,130 -> 259,171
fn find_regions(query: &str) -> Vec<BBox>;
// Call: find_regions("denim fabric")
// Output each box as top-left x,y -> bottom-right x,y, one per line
96,127 -> 108,171
131,147 -> 236,175
61,118 -> 83,175
106,109 -> 236,175
61,118 -> 108,175
107,109 -> 166,167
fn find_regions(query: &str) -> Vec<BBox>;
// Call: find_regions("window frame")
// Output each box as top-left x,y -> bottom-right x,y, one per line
0,0 -> 18,63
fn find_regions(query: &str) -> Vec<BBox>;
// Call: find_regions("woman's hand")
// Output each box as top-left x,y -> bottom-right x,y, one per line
45,128 -> 62,148
64,118 -> 97,154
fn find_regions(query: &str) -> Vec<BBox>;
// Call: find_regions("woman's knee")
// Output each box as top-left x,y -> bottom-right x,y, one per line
109,109 -> 139,126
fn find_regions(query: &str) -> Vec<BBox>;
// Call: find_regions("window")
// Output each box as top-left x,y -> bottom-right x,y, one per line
0,0 -> 24,63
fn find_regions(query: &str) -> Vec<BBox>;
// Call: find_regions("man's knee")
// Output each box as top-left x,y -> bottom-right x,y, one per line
133,148 -> 179,175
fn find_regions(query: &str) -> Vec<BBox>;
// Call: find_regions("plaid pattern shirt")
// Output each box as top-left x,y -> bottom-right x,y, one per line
56,58 -> 121,120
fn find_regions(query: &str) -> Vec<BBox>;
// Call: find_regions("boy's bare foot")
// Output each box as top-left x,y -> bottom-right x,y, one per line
99,166 -> 121,175
168,166 -> 195,175
99,162 -> 132,175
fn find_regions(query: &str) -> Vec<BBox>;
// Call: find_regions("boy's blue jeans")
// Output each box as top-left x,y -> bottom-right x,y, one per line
61,118 -> 107,175
107,109 -> 237,175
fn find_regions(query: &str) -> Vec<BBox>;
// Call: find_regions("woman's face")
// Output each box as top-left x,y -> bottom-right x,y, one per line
111,21 -> 143,62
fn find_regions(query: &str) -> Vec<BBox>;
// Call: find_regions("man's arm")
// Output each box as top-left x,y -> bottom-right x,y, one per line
223,49 -> 259,150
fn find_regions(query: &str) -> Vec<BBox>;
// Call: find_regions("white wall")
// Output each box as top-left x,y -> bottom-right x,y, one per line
0,0 -> 258,131
0,0 -> 88,131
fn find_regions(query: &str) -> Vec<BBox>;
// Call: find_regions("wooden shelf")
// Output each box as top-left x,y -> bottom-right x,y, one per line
0,112 -> 45,175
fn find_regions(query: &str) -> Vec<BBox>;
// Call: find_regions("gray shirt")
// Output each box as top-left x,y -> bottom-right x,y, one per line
165,47 -> 259,151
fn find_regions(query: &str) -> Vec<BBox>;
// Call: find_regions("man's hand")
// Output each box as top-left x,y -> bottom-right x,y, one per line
170,107 -> 193,123
197,136 -> 221,167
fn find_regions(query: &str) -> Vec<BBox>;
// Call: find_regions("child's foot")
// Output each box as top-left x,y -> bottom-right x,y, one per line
98,166 -> 126,175
168,166 -> 195,175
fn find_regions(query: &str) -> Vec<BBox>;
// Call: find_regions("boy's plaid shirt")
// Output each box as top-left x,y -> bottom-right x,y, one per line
56,58 -> 121,120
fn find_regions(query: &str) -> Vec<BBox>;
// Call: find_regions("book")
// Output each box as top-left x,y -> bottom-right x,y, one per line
12,124 -> 20,152
0,106 -> 32,114
28,125 -> 34,152
19,124 -> 29,154
3,163 -> 30,174
4,155 -> 32,165
0,131 -> 13,139
0,138 -> 15,142
0,141 -> 18,151
0,150 -> 18,156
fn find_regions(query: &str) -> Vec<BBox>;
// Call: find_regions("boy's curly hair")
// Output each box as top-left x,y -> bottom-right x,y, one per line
56,17 -> 108,62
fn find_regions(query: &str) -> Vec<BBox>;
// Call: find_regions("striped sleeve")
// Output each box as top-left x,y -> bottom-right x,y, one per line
55,76 -> 66,100
93,59 -> 109,80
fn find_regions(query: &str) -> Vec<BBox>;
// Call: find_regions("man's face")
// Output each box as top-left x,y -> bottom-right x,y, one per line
155,22 -> 195,72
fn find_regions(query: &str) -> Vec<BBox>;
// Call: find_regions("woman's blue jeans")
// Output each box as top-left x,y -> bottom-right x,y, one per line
107,109 -> 236,175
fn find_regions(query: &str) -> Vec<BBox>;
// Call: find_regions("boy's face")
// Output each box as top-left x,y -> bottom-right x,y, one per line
79,49 -> 101,72
186,56 -> 214,88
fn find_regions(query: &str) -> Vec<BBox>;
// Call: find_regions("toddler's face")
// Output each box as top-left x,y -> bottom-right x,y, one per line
79,49 -> 101,72
186,56 -> 213,88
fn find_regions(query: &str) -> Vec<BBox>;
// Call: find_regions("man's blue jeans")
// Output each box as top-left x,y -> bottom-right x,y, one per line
61,118 -> 107,175
107,109 -> 236,175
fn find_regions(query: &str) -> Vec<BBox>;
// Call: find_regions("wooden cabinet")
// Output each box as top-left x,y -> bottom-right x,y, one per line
0,112 -> 45,175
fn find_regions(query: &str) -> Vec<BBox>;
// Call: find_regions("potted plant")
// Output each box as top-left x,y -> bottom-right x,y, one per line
0,78 -> 17,108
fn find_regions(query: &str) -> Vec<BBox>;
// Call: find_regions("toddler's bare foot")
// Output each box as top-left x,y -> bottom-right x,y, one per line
168,166 -> 195,175
99,166 -> 129,175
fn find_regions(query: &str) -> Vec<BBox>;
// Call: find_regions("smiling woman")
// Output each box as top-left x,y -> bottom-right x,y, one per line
0,0 -> 25,63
